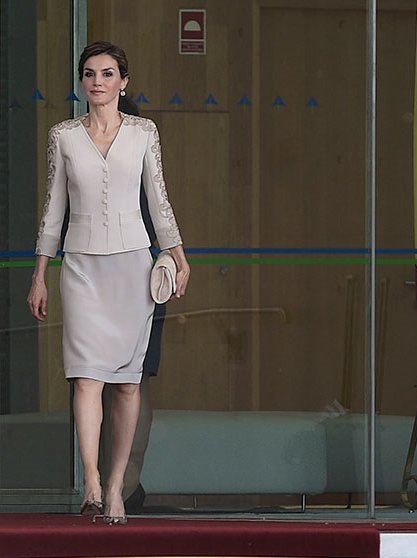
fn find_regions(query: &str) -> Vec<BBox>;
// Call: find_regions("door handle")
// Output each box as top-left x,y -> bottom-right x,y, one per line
404,281 -> 416,287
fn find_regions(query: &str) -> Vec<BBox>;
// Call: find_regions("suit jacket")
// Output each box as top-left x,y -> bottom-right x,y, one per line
35,113 -> 182,257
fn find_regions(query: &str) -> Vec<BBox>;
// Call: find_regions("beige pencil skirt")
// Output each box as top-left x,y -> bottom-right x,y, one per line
60,249 -> 155,384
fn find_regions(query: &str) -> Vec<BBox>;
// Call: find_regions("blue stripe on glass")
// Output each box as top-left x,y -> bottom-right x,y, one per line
2,247 -> 417,259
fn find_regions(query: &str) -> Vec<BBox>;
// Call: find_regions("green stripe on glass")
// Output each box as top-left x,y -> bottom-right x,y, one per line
0,257 -> 415,269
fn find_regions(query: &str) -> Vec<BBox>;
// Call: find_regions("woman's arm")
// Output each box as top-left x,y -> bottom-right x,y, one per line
29,123 -> 68,320
142,121 -> 183,250
141,120 -> 190,297
36,124 -> 69,257
27,255 -> 50,321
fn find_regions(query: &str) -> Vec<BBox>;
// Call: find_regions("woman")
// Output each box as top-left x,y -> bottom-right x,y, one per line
27,41 -> 190,525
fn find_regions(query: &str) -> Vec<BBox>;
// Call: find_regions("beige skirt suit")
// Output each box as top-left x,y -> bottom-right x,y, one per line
35,114 -> 182,384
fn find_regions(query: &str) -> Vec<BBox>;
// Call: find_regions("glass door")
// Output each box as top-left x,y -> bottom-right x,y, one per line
0,0 -> 84,512
6,0 -> 416,519
85,0 -> 371,517
374,0 -> 417,519
256,0 -> 370,516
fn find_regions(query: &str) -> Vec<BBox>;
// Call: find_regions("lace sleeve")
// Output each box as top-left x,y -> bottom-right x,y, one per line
140,119 -> 182,250
35,123 -> 69,257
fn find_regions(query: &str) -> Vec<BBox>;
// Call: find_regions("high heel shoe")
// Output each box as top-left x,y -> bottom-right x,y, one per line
100,491 -> 128,525
103,514 -> 128,525
80,499 -> 104,516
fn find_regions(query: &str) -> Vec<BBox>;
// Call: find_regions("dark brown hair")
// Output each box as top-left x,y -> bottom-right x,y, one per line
78,41 -> 129,80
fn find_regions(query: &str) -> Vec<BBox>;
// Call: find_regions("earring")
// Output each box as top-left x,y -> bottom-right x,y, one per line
120,89 -> 126,97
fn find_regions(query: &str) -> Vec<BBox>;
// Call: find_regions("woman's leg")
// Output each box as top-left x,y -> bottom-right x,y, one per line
106,382 -> 141,518
73,378 -> 105,503
123,373 -> 152,500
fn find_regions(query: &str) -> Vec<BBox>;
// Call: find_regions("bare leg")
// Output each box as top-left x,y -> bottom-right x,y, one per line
123,373 -> 153,500
106,382 -> 141,518
73,378 -> 105,504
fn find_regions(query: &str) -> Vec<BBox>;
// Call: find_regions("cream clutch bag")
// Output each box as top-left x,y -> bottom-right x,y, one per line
150,250 -> 177,304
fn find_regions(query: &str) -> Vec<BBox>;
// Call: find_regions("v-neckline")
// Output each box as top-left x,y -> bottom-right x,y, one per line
80,113 -> 125,161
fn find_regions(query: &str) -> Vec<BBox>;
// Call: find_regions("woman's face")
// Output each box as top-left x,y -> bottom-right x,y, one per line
81,53 -> 128,107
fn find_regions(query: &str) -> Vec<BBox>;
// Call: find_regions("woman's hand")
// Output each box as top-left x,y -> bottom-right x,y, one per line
27,279 -> 48,321
169,245 -> 190,299
27,255 -> 49,321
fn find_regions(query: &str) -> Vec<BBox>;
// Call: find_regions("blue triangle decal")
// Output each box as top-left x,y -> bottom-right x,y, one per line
306,97 -> 319,108
169,93 -> 184,105
239,95 -> 251,106
272,96 -> 286,108
65,91 -> 80,102
204,93 -> 218,105
31,89 -> 45,101
135,92 -> 149,104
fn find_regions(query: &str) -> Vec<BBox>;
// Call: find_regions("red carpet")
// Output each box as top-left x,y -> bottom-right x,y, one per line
376,522 -> 417,531
0,514 -> 380,558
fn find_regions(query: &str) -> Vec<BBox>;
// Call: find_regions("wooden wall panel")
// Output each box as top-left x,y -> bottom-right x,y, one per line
258,3 -> 417,415
258,6 -> 368,412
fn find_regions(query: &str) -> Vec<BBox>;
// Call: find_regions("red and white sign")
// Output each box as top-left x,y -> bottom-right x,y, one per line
179,9 -> 206,55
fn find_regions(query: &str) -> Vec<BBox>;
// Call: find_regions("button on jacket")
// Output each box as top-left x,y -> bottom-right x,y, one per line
36,113 -> 182,257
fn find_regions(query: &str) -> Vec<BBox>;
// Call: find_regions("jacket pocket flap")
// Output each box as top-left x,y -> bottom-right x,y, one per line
119,209 -> 142,224
70,213 -> 92,225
